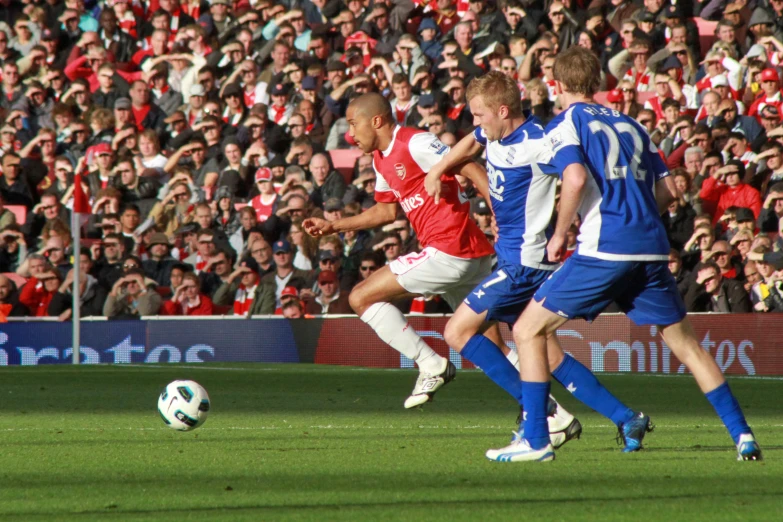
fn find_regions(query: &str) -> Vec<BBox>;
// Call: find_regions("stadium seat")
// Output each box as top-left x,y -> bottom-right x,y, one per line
594,91 -> 611,106
637,92 -> 655,104
2,272 -> 28,289
212,304 -> 232,315
5,205 -> 27,225
330,149 -> 364,184
694,18 -> 718,57
594,91 -> 655,107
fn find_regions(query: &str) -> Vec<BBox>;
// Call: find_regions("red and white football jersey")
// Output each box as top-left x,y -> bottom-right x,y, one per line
372,127 -> 494,259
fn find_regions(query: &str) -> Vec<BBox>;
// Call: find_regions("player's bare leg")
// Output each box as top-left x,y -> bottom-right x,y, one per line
659,318 -> 726,392
349,266 -> 455,409
660,318 -> 761,460
444,304 -> 580,448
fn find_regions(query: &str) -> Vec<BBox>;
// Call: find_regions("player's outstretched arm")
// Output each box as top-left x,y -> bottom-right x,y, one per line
655,175 -> 679,215
549,163 -> 588,262
303,202 -> 397,237
425,133 -> 483,204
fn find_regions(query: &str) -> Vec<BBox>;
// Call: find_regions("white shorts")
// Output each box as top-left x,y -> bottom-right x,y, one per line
389,247 -> 492,310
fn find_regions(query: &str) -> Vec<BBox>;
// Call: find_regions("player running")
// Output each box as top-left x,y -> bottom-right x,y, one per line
425,71 -> 649,453
303,94 -> 575,438
501,46 -> 762,463
303,93 -> 495,409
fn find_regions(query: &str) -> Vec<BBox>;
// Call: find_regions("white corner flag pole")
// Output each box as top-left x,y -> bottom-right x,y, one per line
71,209 -> 81,365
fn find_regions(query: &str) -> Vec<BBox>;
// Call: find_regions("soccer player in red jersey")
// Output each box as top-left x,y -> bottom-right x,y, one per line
304,93 -> 496,408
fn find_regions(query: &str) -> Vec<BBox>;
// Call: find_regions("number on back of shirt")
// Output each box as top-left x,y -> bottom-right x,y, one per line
588,121 -> 647,182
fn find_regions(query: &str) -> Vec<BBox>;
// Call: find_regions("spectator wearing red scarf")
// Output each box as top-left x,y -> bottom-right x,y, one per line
129,80 -> 167,133
212,257 -> 274,316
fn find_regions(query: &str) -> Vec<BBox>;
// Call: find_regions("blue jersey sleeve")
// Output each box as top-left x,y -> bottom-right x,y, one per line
545,110 -> 586,176
648,139 -> 670,182
473,126 -> 488,146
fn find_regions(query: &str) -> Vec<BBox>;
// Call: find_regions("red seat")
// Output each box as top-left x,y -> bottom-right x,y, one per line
2,272 -> 28,289
329,149 -> 364,184
637,92 -> 655,105
594,91 -> 654,107
213,304 -> 232,315
594,91 -> 611,106
694,18 -> 718,58
5,205 -> 27,225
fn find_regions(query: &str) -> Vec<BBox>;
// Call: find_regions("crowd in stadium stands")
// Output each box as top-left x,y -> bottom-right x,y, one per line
0,0 -> 782,320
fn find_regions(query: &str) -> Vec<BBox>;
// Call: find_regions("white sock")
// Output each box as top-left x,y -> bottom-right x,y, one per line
361,302 -> 445,374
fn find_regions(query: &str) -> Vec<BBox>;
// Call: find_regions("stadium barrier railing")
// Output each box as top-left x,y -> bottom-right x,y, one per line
1,314 -> 780,375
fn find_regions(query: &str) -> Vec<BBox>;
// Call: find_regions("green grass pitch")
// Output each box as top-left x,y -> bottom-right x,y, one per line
0,363 -> 781,521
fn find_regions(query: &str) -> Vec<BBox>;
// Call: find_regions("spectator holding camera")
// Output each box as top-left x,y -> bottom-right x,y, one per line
104,268 -> 161,318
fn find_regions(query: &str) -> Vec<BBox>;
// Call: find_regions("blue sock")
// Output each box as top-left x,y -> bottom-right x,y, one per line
552,354 -> 635,427
705,382 -> 751,445
461,334 -> 523,404
522,381 -> 550,449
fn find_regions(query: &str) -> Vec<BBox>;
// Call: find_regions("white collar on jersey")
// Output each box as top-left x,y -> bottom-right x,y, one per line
380,125 -> 402,157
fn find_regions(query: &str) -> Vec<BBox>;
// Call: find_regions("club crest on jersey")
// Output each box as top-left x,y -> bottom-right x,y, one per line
394,163 -> 406,179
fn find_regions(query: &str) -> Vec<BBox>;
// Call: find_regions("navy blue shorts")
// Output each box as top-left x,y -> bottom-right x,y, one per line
464,263 -> 553,325
533,252 -> 687,326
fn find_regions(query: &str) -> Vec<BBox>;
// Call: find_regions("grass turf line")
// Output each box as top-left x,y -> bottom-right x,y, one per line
0,364 -> 780,521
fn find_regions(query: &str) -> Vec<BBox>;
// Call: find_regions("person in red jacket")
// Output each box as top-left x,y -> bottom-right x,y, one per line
19,268 -> 60,317
160,273 -> 214,316
700,160 -> 763,225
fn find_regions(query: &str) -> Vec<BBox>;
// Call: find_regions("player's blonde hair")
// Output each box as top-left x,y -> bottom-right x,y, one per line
552,46 -> 601,97
466,71 -> 522,117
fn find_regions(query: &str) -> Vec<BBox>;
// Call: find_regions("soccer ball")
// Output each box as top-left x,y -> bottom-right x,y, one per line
157,380 -> 210,431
